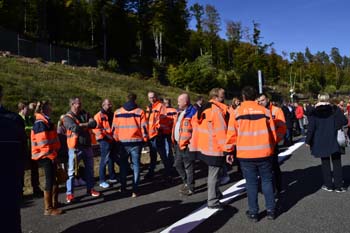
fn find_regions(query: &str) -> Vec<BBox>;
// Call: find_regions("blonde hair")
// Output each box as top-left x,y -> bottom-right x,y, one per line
317,93 -> 330,102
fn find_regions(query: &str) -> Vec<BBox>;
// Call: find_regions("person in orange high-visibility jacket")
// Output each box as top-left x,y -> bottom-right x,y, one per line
163,98 -> 177,168
145,91 -> 173,180
113,93 -> 148,197
172,93 -> 197,195
258,93 -> 287,195
189,88 -> 229,209
31,101 -> 63,216
93,99 -> 117,189
63,97 -> 100,203
225,86 -> 277,221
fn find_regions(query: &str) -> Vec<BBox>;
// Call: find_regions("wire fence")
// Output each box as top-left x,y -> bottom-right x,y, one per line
0,27 -> 98,66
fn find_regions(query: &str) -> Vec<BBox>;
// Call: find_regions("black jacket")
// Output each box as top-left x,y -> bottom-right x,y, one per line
306,103 -> 347,157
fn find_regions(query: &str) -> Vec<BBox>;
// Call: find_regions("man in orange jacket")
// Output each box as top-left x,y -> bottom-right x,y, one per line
226,86 -> 277,221
258,93 -> 287,195
189,88 -> 229,210
113,93 -> 148,197
172,93 -> 197,195
63,97 -> 100,203
93,99 -> 117,189
145,91 -> 174,181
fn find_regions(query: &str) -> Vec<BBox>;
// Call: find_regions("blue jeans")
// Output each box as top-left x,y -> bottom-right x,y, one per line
66,147 -> 95,194
298,118 -> 305,135
98,140 -> 116,183
149,135 -> 174,176
119,143 -> 142,192
240,158 -> 275,214
164,134 -> 174,164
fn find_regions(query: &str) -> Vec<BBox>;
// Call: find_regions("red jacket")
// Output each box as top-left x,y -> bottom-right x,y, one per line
295,105 -> 304,119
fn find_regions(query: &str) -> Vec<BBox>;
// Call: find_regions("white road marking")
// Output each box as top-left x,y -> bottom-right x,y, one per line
161,139 -> 305,233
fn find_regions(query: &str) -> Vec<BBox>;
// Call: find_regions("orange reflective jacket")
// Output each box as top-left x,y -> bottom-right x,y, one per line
93,111 -> 113,142
171,105 -> 197,150
64,113 -> 95,149
270,104 -> 287,143
31,113 -> 60,161
146,101 -> 167,139
225,101 -> 277,159
189,100 -> 228,157
112,107 -> 148,143
163,107 -> 177,135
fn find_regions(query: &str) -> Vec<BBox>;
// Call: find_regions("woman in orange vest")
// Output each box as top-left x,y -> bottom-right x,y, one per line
31,101 -> 63,216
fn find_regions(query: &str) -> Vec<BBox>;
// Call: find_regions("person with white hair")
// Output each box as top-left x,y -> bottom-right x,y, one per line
306,93 -> 348,193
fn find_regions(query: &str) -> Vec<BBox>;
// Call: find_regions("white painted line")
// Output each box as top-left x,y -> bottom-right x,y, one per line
161,139 -> 305,233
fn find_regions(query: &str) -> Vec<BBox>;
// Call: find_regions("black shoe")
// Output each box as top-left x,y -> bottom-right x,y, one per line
335,187 -> 347,193
208,203 -> 225,211
266,210 -> 275,220
245,210 -> 258,222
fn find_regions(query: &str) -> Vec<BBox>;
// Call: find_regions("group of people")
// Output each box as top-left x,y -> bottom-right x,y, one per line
1,83 -> 349,233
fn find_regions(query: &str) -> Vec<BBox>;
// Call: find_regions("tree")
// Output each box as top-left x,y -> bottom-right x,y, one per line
202,4 -> 220,65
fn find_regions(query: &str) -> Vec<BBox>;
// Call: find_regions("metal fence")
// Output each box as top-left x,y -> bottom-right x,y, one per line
0,27 -> 98,66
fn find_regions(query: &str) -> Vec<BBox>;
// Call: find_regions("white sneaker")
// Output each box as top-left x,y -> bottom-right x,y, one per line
78,178 -> 86,186
99,182 -> 110,189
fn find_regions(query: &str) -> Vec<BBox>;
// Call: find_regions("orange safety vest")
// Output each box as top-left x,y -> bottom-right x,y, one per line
171,105 -> 197,150
112,107 -> 148,143
146,101 -> 167,139
31,113 -> 60,161
163,107 -> 177,135
93,111 -> 113,142
225,101 -> 277,159
64,113 -> 95,149
189,100 -> 228,157
270,103 -> 287,144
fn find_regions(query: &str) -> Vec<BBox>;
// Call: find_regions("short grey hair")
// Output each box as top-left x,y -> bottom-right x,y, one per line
317,93 -> 330,102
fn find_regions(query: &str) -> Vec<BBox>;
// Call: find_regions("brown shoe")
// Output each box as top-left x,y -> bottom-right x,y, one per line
44,208 -> 63,216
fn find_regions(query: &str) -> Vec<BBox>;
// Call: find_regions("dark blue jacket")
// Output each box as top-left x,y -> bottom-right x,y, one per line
306,103 -> 347,158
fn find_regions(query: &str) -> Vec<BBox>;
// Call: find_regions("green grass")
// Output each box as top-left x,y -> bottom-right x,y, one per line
0,56 -> 195,122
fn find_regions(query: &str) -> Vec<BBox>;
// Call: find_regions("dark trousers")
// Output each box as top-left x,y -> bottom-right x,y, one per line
38,158 -> 56,191
321,153 -> 343,189
240,158 -> 275,214
174,145 -> 195,191
272,149 -> 282,193
30,159 -> 40,188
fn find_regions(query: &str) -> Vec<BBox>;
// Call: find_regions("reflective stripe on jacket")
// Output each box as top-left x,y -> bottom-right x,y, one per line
270,104 -> 287,143
189,100 -> 228,157
31,113 -> 60,160
146,101 -> 167,139
171,105 -> 197,150
64,113 -> 95,149
225,101 -> 277,159
112,107 -> 148,143
93,111 -> 113,142
163,107 -> 177,135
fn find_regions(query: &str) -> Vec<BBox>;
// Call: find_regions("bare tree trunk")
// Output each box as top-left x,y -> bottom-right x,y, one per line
159,31 -> 162,63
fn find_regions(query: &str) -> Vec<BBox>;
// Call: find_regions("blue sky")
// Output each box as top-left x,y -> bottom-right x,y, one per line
187,0 -> 350,57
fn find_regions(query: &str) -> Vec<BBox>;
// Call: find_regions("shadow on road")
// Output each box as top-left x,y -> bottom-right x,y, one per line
61,200 -> 204,233
277,165 -> 323,216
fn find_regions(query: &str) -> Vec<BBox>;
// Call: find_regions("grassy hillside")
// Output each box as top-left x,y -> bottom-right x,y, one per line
0,56 -> 196,122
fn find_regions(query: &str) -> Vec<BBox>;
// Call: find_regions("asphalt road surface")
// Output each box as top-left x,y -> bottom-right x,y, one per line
21,140 -> 350,233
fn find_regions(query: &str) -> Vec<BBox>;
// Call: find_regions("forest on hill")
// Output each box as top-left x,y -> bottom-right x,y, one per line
1,0 -> 350,99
